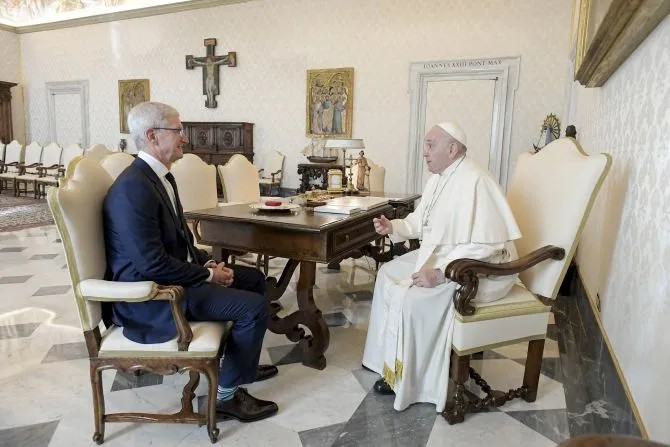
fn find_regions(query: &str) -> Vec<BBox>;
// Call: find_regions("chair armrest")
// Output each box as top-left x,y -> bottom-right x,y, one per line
36,164 -> 63,176
270,169 -> 282,183
78,279 -> 192,351
445,245 -> 565,316
258,168 -> 264,176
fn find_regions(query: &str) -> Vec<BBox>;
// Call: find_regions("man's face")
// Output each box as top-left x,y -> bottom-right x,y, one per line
152,116 -> 187,166
423,126 -> 457,174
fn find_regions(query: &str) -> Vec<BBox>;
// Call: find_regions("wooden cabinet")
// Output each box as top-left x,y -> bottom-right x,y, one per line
181,122 -> 254,166
0,81 -> 17,145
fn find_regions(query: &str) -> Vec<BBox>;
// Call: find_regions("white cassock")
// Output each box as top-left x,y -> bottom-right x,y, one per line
362,156 -> 521,412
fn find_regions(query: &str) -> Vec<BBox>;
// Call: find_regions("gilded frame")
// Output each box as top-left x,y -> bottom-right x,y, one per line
118,79 -> 150,133
306,67 -> 353,138
574,0 -> 670,87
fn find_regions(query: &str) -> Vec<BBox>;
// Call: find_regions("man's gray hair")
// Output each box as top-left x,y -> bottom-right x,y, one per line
127,102 -> 180,151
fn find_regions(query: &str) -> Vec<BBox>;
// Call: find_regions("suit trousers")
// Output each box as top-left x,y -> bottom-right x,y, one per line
184,264 -> 268,388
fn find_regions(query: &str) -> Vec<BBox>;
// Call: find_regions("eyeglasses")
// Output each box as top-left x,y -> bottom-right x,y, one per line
154,127 -> 185,136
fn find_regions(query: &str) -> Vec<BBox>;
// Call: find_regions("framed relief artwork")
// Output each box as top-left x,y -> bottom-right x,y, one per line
573,0 -> 670,87
118,79 -> 150,133
306,67 -> 354,138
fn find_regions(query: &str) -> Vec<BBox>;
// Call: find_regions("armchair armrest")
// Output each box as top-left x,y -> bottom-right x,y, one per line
78,279 -> 192,351
0,160 -> 19,173
445,245 -> 565,316
258,168 -> 265,176
270,169 -> 282,183
36,164 -> 62,176
18,162 -> 42,175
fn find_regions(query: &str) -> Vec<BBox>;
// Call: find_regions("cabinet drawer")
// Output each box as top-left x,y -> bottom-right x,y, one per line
331,219 -> 376,254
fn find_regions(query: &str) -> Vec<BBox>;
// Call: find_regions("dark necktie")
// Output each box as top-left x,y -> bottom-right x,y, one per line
165,172 -> 199,263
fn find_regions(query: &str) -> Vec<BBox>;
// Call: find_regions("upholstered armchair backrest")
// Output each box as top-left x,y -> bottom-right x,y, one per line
100,152 -> 134,180
172,153 -> 218,212
24,141 -> 43,166
60,144 -> 84,172
506,138 -> 610,299
47,156 -> 114,331
40,143 -> 63,167
351,157 -> 386,193
3,140 -> 23,167
217,154 -> 261,203
84,144 -> 112,161
262,150 -> 285,181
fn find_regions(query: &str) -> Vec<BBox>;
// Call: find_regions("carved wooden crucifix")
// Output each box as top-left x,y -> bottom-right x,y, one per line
185,38 -> 237,108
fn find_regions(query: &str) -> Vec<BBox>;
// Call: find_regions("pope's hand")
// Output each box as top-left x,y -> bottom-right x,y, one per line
411,268 -> 446,288
373,215 -> 393,235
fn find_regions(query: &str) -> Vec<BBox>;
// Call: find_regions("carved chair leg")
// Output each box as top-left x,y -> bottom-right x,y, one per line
180,370 -> 200,414
204,362 -> 220,444
443,351 -> 471,425
90,363 -> 105,445
522,338 -> 545,402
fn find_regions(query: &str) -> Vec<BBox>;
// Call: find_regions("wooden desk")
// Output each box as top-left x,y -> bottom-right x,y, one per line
186,203 -> 396,369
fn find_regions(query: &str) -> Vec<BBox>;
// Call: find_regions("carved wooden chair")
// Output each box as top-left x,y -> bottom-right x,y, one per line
35,143 -> 83,198
443,137 -> 611,423
0,140 -> 23,194
172,153 -> 219,254
99,151 -> 134,180
47,156 -> 231,444
16,142 -> 62,198
258,150 -> 285,196
12,141 -> 44,197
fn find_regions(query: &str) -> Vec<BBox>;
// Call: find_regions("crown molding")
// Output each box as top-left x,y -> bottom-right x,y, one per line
2,0 -> 254,34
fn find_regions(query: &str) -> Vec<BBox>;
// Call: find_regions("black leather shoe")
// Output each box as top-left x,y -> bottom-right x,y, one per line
256,364 -> 278,382
216,388 -> 278,422
373,378 -> 395,395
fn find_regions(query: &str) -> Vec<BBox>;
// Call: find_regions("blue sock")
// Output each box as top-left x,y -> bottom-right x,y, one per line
217,385 -> 238,401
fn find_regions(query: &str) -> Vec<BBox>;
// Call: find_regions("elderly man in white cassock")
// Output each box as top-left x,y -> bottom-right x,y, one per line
362,122 -> 521,412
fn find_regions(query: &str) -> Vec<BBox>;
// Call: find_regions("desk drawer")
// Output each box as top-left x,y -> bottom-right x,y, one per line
331,219 -> 376,254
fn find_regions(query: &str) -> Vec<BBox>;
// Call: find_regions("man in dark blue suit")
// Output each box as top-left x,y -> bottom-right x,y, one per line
103,101 -> 278,422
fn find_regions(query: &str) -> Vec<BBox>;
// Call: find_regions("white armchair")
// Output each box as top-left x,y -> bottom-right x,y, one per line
47,156 -> 231,443
16,142 -> 62,198
258,150 -> 285,196
99,152 -> 135,180
351,155 -> 386,193
217,154 -> 261,203
443,137 -> 611,423
84,144 -> 112,161
0,140 -> 24,194
35,143 -> 84,198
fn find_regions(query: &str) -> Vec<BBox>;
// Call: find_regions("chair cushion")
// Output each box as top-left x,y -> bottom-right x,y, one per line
99,321 -> 232,358
452,283 -> 551,355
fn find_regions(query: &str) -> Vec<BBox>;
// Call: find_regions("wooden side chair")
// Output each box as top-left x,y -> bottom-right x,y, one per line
443,137 -> 611,423
99,152 -> 134,180
13,141 -> 43,197
35,143 -> 84,198
258,150 -> 285,196
16,142 -> 62,198
47,156 -> 232,444
0,140 -> 23,194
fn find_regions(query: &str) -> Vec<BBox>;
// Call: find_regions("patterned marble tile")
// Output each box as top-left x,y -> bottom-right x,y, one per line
41,341 -> 89,363
32,285 -> 71,296
299,422 -> 347,447
0,247 -> 27,252
0,275 -> 32,284
0,322 -> 40,339
110,371 -> 164,392
324,311 -> 350,327
506,409 -> 570,444
29,254 -> 58,260
343,290 -> 373,302
266,344 -> 303,366
0,420 -> 59,447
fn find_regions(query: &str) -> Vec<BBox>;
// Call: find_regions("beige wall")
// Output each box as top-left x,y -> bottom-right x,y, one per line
571,15 -> 670,444
0,28 -> 25,143
18,0 -> 571,191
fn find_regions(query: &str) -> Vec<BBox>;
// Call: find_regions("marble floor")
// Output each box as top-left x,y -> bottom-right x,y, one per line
0,225 -> 641,446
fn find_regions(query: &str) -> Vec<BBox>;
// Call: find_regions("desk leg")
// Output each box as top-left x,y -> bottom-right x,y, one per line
267,260 -> 329,370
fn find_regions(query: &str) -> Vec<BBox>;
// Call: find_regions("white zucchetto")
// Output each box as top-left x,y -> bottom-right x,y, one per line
436,122 -> 467,147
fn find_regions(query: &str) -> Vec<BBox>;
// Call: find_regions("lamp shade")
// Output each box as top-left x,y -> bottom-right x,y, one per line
324,138 -> 365,149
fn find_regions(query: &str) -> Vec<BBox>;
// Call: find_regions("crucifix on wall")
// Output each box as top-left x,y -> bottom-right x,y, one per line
185,38 -> 236,108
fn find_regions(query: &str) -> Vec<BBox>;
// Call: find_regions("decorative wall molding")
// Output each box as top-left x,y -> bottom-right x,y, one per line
46,80 -> 89,148
406,56 -> 520,193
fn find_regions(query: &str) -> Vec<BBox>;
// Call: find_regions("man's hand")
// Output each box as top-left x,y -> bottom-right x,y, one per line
411,268 -> 446,288
373,215 -> 393,236
210,262 -> 234,287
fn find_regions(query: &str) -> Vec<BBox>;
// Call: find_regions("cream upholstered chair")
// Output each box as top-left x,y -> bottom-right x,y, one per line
171,154 -> 218,253
35,143 -> 84,198
99,152 -> 134,180
84,144 -> 113,161
12,141 -> 43,196
218,154 -> 261,203
442,137 -> 611,424
0,140 -> 23,194
351,155 -> 385,193
47,156 -> 231,444
16,142 -> 62,198
258,150 -> 285,196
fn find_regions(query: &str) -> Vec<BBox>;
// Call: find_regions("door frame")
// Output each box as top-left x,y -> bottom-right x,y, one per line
46,80 -> 90,148
406,56 -> 520,193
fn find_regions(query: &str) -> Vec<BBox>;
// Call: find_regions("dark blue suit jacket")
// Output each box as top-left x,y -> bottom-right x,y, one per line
103,157 -> 210,343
